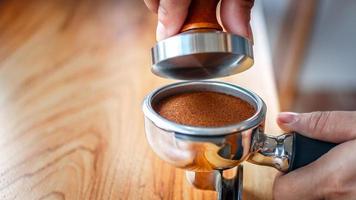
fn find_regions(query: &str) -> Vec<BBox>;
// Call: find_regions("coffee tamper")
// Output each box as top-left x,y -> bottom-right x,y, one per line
151,0 -> 253,80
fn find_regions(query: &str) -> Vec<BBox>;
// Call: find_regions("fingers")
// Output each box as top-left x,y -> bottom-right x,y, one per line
274,140 -> 356,200
144,0 -> 190,41
144,0 -> 159,13
277,111 -> 356,143
273,157 -> 323,200
220,0 -> 254,41
147,0 -> 255,41
155,0 -> 191,41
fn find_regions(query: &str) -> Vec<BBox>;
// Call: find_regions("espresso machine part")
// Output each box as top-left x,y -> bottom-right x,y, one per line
142,81 -> 337,200
151,0 -> 253,80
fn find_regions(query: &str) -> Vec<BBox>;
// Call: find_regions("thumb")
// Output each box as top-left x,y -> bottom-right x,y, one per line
277,111 -> 356,143
156,0 -> 191,41
220,0 -> 254,41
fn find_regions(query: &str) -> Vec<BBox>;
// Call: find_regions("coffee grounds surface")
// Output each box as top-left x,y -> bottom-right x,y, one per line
154,91 -> 256,127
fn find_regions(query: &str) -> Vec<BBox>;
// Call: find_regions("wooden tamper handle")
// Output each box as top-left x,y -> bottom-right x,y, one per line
180,0 -> 223,32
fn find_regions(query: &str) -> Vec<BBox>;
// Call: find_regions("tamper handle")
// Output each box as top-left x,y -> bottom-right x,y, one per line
288,132 -> 337,171
181,0 -> 223,32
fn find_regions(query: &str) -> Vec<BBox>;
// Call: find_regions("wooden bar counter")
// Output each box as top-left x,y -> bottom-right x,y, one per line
0,0 -> 280,199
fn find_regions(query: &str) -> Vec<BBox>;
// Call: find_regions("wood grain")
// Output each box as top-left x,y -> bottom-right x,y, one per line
180,0 -> 222,32
0,0 -> 280,199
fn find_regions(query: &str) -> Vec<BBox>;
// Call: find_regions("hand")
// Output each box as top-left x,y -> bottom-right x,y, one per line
144,0 -> 254,41
274,111 -> 356,200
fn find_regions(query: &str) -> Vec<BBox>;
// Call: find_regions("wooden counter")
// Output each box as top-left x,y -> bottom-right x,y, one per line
0,0 -> 280,199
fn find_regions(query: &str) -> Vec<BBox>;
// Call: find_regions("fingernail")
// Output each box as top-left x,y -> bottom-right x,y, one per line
277,112 -> 299,124
248,25 -> 254,44
156,21 -> 166,41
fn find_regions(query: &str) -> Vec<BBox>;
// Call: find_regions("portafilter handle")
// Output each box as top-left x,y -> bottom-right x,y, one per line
250,132 -> 338,172
288,132 -> 337,171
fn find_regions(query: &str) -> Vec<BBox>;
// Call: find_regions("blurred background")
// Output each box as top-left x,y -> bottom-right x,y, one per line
262,0 -> 356,112
1,0 -> 355,113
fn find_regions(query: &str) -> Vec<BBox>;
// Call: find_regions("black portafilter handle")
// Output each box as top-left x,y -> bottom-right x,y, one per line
288,132 -> 338,172
214,133 -> 337,200
215,133 -> 336,200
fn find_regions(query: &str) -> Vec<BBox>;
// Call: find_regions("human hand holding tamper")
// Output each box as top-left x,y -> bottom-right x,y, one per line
144,0 -> 254,41
144,0 -> 254,80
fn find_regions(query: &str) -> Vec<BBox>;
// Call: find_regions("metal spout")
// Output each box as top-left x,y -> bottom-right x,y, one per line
186,166 -> 243,200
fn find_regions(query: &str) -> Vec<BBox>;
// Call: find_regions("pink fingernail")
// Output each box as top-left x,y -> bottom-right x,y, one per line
277,112 -> 298,124
156,21 -> 166,41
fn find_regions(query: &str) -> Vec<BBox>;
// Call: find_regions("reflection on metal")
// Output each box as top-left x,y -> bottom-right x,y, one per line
151,30 -> 253,80
142,81 -> 294,199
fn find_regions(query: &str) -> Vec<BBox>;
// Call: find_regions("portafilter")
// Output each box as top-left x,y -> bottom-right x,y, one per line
142,81 -> 337,200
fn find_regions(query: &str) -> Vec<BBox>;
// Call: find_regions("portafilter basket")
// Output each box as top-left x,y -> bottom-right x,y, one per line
142,81 -> 337,200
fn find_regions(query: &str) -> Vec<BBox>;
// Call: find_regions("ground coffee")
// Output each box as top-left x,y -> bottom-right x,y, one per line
154,91 -> 255,127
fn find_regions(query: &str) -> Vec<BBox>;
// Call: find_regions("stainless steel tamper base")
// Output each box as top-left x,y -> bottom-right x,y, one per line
151,30 -> 254,80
